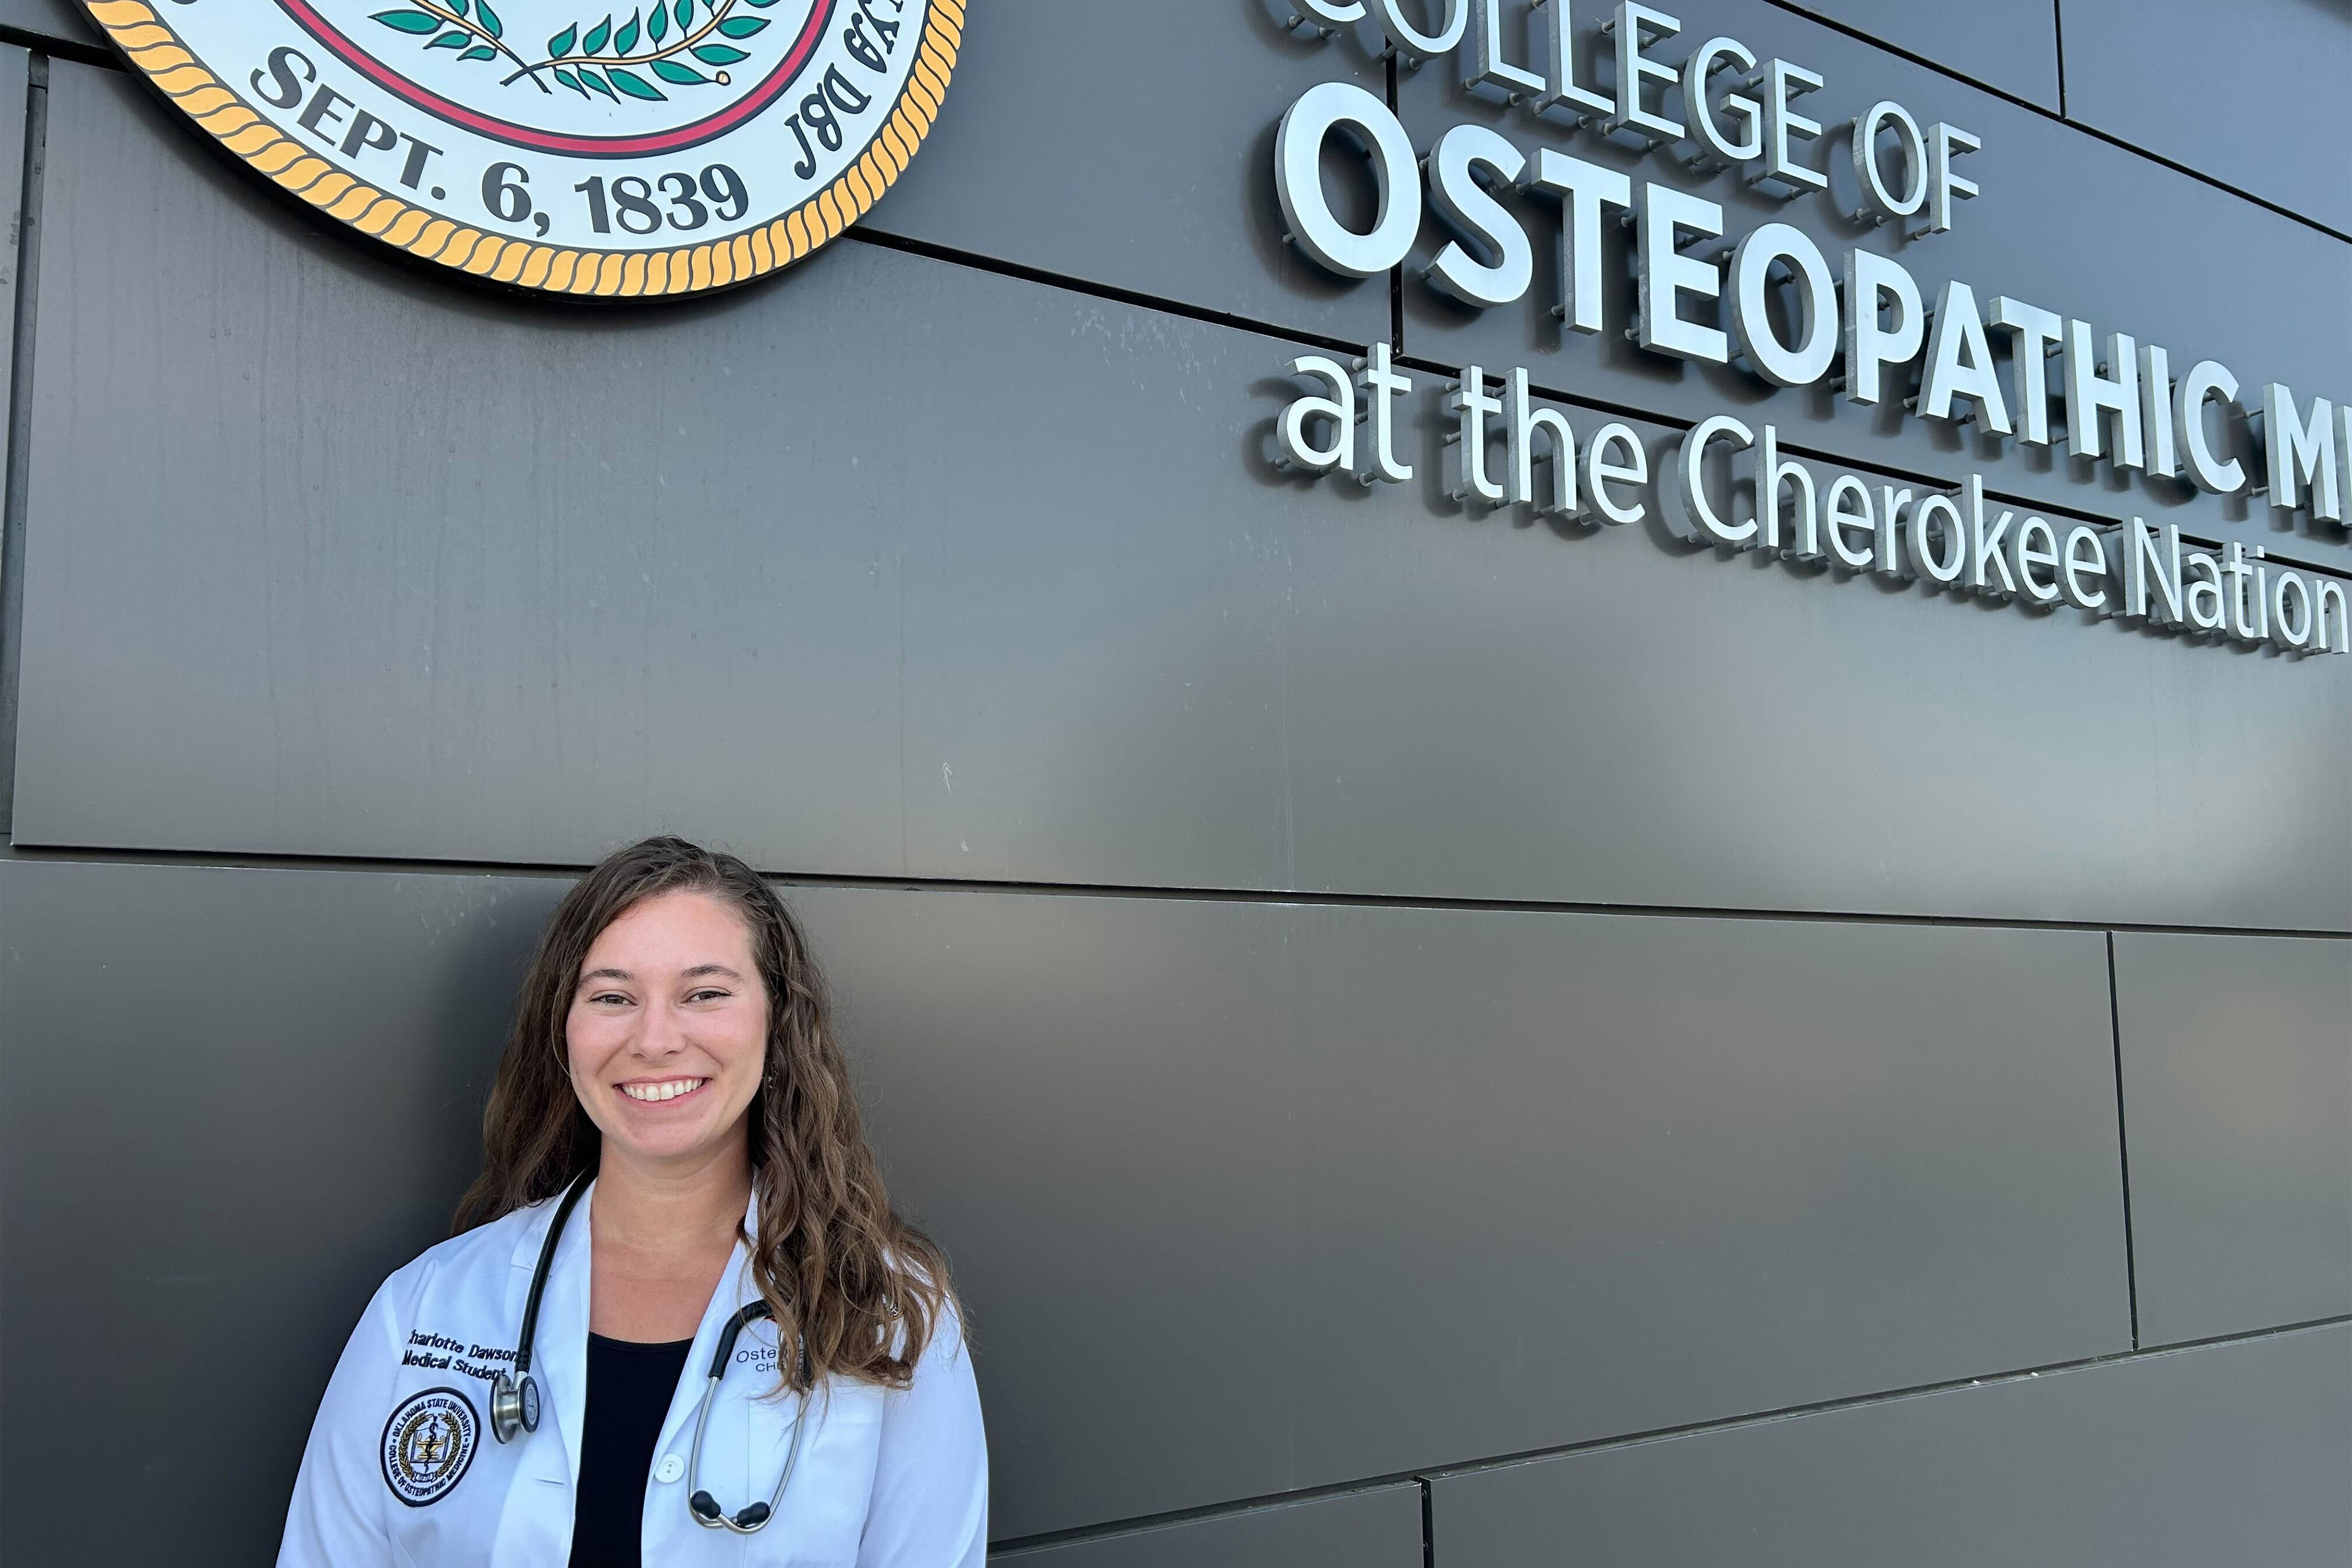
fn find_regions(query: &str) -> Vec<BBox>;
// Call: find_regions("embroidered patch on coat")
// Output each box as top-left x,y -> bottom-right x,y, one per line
380,1387 -> 480,1507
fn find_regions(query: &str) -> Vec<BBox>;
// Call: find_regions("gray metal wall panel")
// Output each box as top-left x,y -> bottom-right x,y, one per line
1430,1324 -> 2352,1568
1393,0 -> 2352,571
0,859 -> 2132,1550
2059,0 -> 2352,234
991,1487 -> 1423,1568
1779,0 -> 2062,108
859,1 -> 1388,345
17,62 -> 1291,886
809,886 -> 2132,1534
0,858 -> 567,1568
2114,932 -> 2352,1348
22,63 -> 2352,932
0,0 -> 94,50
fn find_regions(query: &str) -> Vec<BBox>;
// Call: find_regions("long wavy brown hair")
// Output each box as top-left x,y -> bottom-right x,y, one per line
452,835 -> 951,1391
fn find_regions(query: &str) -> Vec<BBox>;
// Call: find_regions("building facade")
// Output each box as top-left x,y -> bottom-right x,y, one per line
0,1 -> 2346,1563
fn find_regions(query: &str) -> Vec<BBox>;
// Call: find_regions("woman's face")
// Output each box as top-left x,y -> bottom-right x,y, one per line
566,890 -> 771,1170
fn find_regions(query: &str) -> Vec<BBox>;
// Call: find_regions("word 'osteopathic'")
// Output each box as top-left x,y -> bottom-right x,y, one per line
1262,0 -> 2351,657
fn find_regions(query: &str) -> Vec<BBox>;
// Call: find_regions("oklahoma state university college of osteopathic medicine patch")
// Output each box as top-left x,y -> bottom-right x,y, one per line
78,0 -> 960,296
379,1387 -> 480,1507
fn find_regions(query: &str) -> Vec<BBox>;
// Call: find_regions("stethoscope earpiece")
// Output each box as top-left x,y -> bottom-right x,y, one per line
688,1485 -> 778,1534
685,1302 -> 809,1534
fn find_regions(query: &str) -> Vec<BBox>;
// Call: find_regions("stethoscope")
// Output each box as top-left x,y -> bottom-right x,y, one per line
488,1170 -> 812,1534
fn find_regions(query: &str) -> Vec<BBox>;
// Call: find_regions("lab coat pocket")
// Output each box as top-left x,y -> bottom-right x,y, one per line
742,1381 -> 884,1566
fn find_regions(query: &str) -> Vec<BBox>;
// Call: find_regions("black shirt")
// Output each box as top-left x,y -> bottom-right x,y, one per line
568,1333 -> 695,1568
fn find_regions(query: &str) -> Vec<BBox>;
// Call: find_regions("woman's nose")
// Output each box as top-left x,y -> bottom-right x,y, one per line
636,1001 -> 692,1055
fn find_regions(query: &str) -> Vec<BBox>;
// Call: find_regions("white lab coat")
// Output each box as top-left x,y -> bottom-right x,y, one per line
276,1182 -> 987,1567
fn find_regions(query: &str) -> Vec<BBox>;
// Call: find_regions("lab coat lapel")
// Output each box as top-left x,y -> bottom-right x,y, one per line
536,1178 -> 596,1491
490,1179 -> 596,1566
649,1191 -> 762,1464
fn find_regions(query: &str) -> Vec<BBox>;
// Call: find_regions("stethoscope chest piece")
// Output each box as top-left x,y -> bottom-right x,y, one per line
489,1370 -> 540,1443
492,1171 -> 590,1447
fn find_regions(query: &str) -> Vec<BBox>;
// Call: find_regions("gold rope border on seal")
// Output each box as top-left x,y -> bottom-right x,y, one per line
81,0 -> 962,297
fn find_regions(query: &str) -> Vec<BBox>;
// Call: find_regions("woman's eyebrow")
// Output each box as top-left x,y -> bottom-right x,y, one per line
578,963 -> 742,985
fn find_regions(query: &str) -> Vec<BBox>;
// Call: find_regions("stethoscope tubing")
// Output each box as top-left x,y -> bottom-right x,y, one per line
493,1168 -> 808,1532
685,1303 -> 810,1534
514,1170 -> 593,1383
491,1169 -> 594,1444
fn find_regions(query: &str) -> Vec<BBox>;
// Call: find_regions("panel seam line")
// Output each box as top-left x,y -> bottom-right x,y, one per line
12,4 -> 2343,242
1759,0 -> 2346,243
2108,930 -> 2141,1349
984,1313 -> 2352,1554
0,51 -> 48,842
838,231 -> 2352,582
7,846 -> 2352,940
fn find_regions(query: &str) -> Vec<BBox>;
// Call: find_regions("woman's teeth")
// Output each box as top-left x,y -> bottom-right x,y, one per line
619,1078 -> 707,1102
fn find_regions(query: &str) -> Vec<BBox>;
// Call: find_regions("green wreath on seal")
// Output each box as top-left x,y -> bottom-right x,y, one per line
366,0 -> 778,102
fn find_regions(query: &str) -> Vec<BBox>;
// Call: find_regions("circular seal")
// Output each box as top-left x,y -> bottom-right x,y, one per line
380,1386 -> 481,1507
76,0 -> 961,298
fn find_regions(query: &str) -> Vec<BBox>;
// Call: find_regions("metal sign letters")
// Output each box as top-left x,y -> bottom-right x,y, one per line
1265,0 -> 2351,657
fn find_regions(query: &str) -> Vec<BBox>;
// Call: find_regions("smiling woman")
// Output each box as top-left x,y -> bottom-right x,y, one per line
275,837 -> 986,1568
